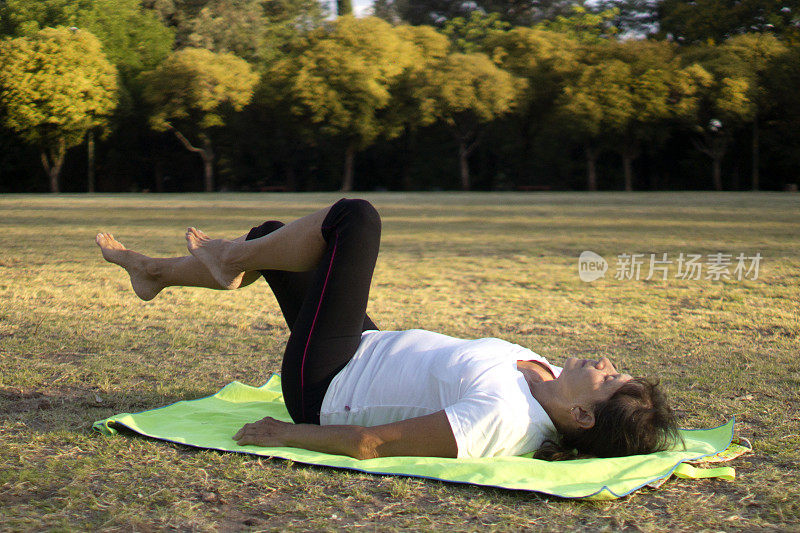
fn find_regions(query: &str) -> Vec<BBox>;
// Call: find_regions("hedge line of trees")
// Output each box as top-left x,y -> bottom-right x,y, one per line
0,0 -> 799,193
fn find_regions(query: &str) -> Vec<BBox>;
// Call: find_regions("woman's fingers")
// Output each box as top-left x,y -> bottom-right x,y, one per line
233,422 -> 254,440
232,417 -> 284,446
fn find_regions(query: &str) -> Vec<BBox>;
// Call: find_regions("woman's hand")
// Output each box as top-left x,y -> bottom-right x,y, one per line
233,416 -> 293,447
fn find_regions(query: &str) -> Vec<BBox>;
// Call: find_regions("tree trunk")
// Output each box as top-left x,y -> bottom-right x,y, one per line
621,141 -> 640,192
751,115 -> 759,190
623,153 -> 633,192
46,161 -> 59,193
585,145 -> 599,191
336,0 -> 353,15
285,158 -> 297,191
401,123 -> 415,191
87,130 -> 95,193
202,136 -> 214,192
712,156 -> 723,191
649,170 -> 659,190
155,159 -> 164,193
40,138 -> 66,193
169,126 -> 214,192
341,141 -> 356,192
459,140 -> 470,191
691,133 -> 729,192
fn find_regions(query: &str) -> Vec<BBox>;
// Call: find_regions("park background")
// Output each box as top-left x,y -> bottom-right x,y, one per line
2,1 -> 800,529
1,0 -> 799,194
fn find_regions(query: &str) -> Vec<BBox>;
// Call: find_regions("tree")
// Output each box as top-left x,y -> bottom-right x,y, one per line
72,0 -> 174,191
720,33 -> 787,189
392,24 -> 451,188
677,45 -> 756,190
0,0 -> 85,37
74,0 -> 175,81
534,3 -> 621,42
590,0 -> 661,39
268,16 -> 417,191
0,27 -> 118,192
140,48 -> 258,192
555,59 -> 634,190
181,0 -> 326,64
441,11 -> 510,53
761,44 -> 800,188
391,0 -> 588,27
657,0 -> 800,44
483,27 -> 580,184
337,0 -> 353,16
417,52 -> 521,190
372,0 -> 403,23
584,39 -> 691,191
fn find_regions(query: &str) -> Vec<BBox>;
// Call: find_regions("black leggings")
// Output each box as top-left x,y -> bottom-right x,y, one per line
245,198 -> 381,424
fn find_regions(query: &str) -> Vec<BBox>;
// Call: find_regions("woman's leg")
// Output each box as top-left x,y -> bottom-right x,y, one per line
95,216 -> 379,330
95,232 -> 261,300
184,204 -> 336,289
245,220 -> 379,334
280,198 -> 381,423
189,198 -> 381,423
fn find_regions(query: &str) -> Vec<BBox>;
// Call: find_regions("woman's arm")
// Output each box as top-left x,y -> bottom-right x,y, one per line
233,410 -> 458,460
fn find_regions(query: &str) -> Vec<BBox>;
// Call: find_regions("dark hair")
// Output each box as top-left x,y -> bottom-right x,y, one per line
533,377 -> 683,461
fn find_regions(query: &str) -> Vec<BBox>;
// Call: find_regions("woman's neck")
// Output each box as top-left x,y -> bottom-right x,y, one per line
528,379 -> 572,434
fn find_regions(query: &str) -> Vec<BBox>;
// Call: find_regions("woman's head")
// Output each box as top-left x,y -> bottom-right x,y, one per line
533,358 -> 682,460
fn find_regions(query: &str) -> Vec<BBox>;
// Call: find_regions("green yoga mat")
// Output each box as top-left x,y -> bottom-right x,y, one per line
93,374 -> 738,500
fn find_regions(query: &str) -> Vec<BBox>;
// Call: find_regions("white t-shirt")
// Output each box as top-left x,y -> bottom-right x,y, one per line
319,328 -> 562,458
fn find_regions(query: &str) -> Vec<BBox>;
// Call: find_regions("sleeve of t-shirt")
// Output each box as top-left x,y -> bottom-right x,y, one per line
443,392 -> 529,458
444,393 -> 503,458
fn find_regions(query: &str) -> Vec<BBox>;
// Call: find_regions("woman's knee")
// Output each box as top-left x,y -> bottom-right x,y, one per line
246,220 -> 285,241
336,199 -> 381,231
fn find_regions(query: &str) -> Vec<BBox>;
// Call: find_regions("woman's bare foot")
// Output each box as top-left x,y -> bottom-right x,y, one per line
95,233 -> 164,301
184,227 -> 245,290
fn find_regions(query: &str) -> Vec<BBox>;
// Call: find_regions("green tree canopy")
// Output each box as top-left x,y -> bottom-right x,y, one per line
183,0 -> 326,64
391,24 -> 451,188
720,33 -> 788,189
657,0 -> 799,44
74,0 -> 174,80
762,44 -> 800,185
391,0 -> 586,27
441,11 -> 510,53
268,15 -> 418,190
0,27 -> 118,192
582,40 -> 691,190
533,3 -> 620,43
0,0 -> 173,80
676,44 -> 756,190
417,51 -> 522,190
482,27 -> 579,183
140,47 -> 258,191
555,58 -> 632,190
0,0 -> 81,36
140,0 -> 326,63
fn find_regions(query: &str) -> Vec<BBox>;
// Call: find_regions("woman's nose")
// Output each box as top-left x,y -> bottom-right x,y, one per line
596,357 -> 614,372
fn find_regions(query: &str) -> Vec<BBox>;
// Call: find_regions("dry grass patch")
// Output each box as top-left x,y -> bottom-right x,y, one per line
1,192 -> 799,531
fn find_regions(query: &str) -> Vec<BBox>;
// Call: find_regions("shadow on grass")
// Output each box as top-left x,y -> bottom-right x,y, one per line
0,385 -> 218,434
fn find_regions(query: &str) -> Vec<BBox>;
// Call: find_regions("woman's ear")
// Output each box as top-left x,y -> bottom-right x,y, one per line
571,405 -> 595,429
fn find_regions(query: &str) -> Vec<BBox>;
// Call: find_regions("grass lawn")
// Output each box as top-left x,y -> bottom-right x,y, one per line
1,191 -> 799,531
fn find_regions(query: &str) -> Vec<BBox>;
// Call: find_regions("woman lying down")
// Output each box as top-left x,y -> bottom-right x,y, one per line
96,198 -> 681,461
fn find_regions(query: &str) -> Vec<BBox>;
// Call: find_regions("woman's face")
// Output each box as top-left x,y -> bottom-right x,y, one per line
556,357 -> 633,407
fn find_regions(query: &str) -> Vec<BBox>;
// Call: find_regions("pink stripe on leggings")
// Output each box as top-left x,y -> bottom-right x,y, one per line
300,228 -> 338,421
